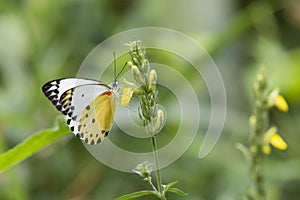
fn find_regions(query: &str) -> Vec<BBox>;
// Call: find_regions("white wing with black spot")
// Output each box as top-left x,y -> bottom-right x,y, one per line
42,78 -> 111,143
42,78 -> 104,112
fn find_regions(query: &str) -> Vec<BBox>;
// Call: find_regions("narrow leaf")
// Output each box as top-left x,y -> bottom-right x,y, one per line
115,190 -> 157,200
167,187 -> 188,196
0,117 -> 71,173
165,181 -> 178,189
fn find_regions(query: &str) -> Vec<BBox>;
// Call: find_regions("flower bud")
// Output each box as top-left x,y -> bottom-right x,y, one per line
269,132 -> 287,151
267,88 -> 289,112
253,68 -> 266,95
131,65 -> 139,74
134,88 -> 143,95
131,65 -> 144,83
148,70 -> 157,92
132,162 -> 152,179
155,109 -> 165,134
262,126 -> 288,154
275,95 -> 289,112
263,144 -> 271,155
133,57 -> 139,65
127,61 -> 134,67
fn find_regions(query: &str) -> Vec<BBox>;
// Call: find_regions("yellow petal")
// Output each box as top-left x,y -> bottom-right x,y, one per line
263,144 -> 271,154
121,87 -> 134,106
262,126 -> 277,154
275,95 -> 289,112
269,133 -> 288,150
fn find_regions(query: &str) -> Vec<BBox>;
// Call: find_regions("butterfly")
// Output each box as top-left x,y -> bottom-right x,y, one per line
42,78 -> 120,145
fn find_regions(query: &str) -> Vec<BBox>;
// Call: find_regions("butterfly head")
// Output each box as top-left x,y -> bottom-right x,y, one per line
110,80 -> 118,89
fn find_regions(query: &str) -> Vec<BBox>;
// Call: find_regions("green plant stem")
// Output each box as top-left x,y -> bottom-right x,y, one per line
151,136 -> 166,200
147,177 -> 159,194
249,102 -> 267,200
248,71 -> 268,200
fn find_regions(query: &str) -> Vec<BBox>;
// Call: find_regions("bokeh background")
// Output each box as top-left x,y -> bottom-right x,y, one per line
1,0 -> 300,199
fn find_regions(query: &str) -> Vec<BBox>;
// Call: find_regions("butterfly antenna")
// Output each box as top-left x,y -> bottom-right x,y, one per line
113,52 -> 117,81
115,61 -> 128,81
113,52 -> 128,81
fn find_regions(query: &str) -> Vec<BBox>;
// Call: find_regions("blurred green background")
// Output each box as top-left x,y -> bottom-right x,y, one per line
1,0 -> 300,199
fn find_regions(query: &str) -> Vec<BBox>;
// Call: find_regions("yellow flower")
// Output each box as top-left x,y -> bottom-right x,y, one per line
121,87 -> 134,106
121,78 -> 141,106
268,88 -> 289,112
262,126 -> 288,154
275,95 -> 289,112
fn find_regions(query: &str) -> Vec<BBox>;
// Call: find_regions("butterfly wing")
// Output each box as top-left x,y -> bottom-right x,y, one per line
42,78 -> 115,144
42,78 -> 104,114
78,91 -> 118,144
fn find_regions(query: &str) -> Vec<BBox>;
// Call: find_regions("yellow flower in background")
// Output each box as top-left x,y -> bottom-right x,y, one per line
268,88 -> 289,112
275,95 -> 289,112
269,133 -> 288,150
262,126 -> 288,154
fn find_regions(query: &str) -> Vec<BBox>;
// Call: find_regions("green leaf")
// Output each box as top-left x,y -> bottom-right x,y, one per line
0,116 -> 71,173
115,190 -> 157,200
167,187 -> 188,196
165,181 -> 178,189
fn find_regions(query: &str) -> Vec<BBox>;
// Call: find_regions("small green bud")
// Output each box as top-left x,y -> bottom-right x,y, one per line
131,52 -> 137,57
134,88 -> 143,95
255,68 -> 267,92
133,57 -> 139,65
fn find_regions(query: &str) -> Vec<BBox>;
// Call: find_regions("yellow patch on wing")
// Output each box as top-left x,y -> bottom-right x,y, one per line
78,91 -> 117,145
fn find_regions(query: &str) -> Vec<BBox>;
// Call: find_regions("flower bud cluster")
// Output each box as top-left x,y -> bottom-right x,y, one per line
124,40 -> 165,135
250,68 -> 288,155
